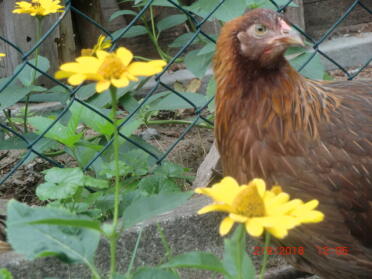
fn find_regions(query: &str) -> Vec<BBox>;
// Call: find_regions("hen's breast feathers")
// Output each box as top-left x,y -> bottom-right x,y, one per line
215,70 -> 372,249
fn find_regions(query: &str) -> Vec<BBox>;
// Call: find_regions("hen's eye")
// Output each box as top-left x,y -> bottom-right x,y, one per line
254,24 -> 268,36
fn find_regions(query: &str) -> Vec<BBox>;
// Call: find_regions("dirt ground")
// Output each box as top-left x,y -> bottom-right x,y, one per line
1,66 -> 371,204
0,124 -> 214,204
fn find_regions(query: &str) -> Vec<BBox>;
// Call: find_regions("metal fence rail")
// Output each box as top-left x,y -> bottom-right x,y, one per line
0,0 -> 371,185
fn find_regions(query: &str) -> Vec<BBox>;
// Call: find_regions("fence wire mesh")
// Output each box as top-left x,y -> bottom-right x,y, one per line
0,0 -> 371,186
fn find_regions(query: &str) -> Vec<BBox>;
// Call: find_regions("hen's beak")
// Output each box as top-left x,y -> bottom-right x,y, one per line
279,30 -> 305,47
271,19 -> 305,47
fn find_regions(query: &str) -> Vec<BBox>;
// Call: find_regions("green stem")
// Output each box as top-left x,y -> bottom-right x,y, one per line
259,231 -> 271,279
24,17 -> 42,132
109,86 -> 120,278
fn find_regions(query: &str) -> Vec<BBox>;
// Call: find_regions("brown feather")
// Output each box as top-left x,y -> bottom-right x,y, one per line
214,8 -> 372,279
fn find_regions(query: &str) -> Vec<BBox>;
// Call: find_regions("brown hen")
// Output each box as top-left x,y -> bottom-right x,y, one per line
214,8 -> 372,279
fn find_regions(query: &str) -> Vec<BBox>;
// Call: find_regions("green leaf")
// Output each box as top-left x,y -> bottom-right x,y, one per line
206,77 -> 216,113
75,84 -> 96,100
36,168 -> 85,200
120,92 -> 140,113
287,49 -> 325,80
15,56 -> 50,87
154,161 -> 190,179
110,9 -> 137,21
29,218 -> 101,232
222,225 -> 256,278
162,252 -> 228,275
157,14 -> 187,33
123,191 -> 192,229
197,42 -> 215,56
169,33 -> 198,48
112,25 -> 148,40
138,175 -> 180,194
28,116 -> 82,147
69,102 -> 114,136
147,91 -> 208,111
0,78 -> 32,110
187,0 -> 247,22
83,175 -> 109,189
133,267 -> 179,279
184,49 -> 213,78
0,269 -> 13,279
6,200 -> 100,263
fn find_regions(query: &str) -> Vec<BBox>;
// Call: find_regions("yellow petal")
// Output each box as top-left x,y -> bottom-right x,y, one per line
111,77 -> 129,88
296,210 -> 324,223
67,74 -> 86,85
55,70 -> 73,79
128,61 -> 164,76
116,47 -> 133,66
96,80 -> 110,93
219,217 -> 235,236
60,62 -> 80,72
96,50 -> 109,62
75,56 -> 101,72
245,218 -> 264,237
229,213 -> 248,222
247,178 -> 266,198
195,177 -> 241,205
197,203 -> 233,214
267,226 -> 288,239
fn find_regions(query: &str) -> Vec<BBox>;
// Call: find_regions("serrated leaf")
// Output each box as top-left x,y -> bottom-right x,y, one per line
36,168 -> 84,200
162,252 -> 228,275
6,200 -> 100,263
83,175 -> 109,189
15,56 -> 50,87
157,14 -> 187,33
137,175 -> 180,194
123,191 -> 192,228
28,116 -> 82,147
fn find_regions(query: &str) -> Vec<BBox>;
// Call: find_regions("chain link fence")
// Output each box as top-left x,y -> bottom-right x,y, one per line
0,0 -> 371,186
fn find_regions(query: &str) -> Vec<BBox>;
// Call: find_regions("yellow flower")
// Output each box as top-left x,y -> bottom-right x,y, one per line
13,0 -> 64,17
195,177 -> 324,239
81,35 -> 112,57
0,53 -> 5,59
55,47 -> 166,93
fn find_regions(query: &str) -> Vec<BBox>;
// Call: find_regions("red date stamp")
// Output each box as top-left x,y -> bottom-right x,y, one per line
252,246 -> 350,256
316,246 -> 350,256
252,246 -> 304,256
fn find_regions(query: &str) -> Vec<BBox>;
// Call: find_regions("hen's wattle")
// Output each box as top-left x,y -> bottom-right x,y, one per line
214,8 -> 372,278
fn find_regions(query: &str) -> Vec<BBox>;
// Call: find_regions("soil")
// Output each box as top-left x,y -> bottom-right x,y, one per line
0,124 -> 214,205
1,66 -> 371,205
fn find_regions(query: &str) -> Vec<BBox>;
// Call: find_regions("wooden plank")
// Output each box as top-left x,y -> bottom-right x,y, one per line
285,0 -> 306,31
0,1 -> 76,80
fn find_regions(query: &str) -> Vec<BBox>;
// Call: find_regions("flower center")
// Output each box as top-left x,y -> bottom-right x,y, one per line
98,54 -> 126,79
233,186 -> 265,217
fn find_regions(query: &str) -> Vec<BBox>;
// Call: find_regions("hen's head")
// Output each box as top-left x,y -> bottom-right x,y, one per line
222,8 -> 304,68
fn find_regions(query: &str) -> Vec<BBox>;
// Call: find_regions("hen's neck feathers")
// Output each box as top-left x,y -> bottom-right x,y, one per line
214,30 -> 340,142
